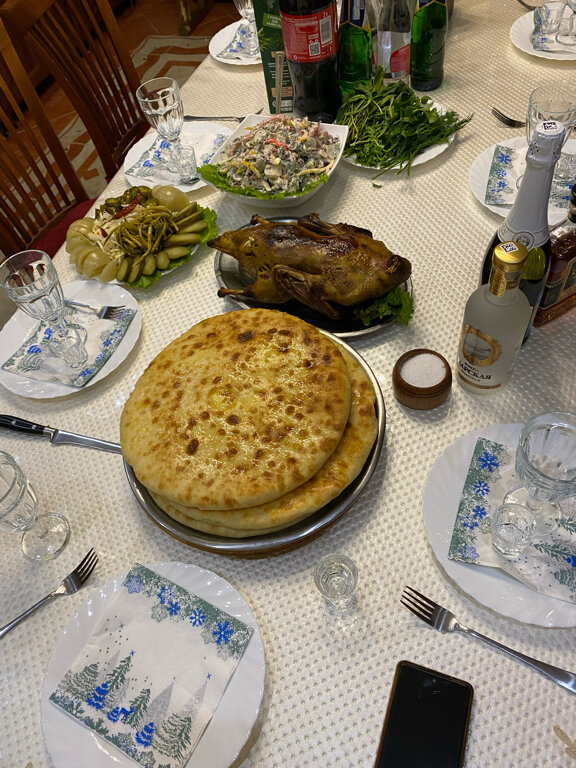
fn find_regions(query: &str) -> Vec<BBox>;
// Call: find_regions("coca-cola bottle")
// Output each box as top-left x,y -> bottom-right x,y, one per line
279,0 -> 342,122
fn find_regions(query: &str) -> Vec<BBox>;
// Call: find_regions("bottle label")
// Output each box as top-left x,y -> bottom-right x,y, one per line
459,324 -> 502,368
390,43 -> 410,76
280,4 -> 338,62
415,0 -> 446,7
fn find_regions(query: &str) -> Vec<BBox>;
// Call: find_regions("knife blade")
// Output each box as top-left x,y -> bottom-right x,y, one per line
0,415 -> 122,454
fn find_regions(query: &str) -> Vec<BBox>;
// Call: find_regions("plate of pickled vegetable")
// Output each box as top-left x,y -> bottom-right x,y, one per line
65,185 -> 217,288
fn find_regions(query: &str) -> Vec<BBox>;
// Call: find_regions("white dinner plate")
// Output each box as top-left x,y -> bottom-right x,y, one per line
209,21 -> 262,65
42,561 -> 266,768
468,136 -> 573,226
423,423 -> 576,628
341,101 -> 454,172
123,121 -> 233,192
0,281 -> 141,399
510,10 -> 576,60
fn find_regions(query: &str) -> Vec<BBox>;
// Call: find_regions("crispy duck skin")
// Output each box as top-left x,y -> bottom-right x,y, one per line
210,213 -> 412,319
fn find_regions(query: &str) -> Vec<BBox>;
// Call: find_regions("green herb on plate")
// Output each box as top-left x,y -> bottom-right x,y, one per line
353,286 -> 414,327
336,68 -> 472,177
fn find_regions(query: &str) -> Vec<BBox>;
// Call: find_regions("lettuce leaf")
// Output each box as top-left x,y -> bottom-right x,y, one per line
198,163 -> 329,199
128,205 -> 218,289
353,287 -> 414,327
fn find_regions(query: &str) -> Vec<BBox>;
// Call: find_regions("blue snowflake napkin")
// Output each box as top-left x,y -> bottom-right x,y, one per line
448,437 -> 576,604
1,303 -> 136,388
485,144 -> 573,211
49,564 -> 254,768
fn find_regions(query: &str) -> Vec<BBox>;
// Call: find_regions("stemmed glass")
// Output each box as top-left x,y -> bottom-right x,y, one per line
0,450 -> 70,560
232,0 -> 260,58
0,250 -> 87,369
136,77 -> 198,183
503,411 -> 576,535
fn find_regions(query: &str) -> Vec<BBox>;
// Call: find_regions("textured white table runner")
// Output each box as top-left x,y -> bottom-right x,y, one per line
1,1 -> 576,766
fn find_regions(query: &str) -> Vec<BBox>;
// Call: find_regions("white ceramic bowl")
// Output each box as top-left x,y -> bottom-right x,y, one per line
199,114 -> 348,208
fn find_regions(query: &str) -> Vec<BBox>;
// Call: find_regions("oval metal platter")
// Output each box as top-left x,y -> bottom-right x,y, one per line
213,217 -> 412,341
125,333 -> 386,557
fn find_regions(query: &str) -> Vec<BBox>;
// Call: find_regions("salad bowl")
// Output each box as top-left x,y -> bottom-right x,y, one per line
198,114 -> 348,208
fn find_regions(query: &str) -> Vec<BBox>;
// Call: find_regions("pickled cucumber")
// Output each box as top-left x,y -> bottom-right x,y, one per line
116,257 -> 132,283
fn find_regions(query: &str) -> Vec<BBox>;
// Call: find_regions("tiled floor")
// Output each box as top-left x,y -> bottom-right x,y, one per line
40,0 -> 240,137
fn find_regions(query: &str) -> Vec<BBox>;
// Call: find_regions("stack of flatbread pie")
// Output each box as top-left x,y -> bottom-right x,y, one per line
120,308 -> 378,538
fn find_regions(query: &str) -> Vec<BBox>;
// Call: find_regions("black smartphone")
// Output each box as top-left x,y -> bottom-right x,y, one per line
373,660 -> 474,768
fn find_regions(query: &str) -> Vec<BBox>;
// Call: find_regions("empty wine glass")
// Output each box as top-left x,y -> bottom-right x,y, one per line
136,77 -> 198,183
0,250 -> 87,369
232,0 -> 260,58
503,411 -> 576,534
0,451 -> 70,560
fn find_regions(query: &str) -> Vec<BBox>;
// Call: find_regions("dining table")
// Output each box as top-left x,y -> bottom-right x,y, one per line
2,0 -> 576,765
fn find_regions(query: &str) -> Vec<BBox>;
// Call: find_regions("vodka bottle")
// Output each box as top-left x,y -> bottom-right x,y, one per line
480,120 -> 565,341
457,242 -> 531,394
375,0 -> 411,81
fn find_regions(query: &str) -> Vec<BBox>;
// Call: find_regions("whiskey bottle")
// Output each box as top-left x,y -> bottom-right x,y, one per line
458,242 -> 531,393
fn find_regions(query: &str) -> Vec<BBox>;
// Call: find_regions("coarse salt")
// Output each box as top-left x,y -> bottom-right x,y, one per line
401,353 -> 447,388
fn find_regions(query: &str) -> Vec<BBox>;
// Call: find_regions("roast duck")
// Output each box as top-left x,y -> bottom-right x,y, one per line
209,213 -> 412,319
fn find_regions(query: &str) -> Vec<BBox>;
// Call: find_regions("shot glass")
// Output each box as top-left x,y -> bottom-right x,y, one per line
314,553 -> 358,614
491,503 -> 535,557
534,1 -> 566,35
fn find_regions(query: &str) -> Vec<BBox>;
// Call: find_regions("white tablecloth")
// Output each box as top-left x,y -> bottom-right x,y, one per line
2,1 -> 576,766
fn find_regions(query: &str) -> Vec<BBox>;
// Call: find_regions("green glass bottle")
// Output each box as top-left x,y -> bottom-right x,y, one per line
338,0 -> 373,94
409,0 -> 447,92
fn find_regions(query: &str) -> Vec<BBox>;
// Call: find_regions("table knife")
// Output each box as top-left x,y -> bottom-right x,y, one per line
0,415 -> 122,454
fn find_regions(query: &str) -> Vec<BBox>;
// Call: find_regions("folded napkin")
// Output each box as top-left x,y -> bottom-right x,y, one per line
50,564 -> 254,768
448,437 -> 576,605
217,22 -> 260,61
125,130 -> 230,185
1,303 -> 136,388
485,143 -> 573,211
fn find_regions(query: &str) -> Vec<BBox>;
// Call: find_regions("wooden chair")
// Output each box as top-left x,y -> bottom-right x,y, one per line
0,42 -> 93,259
0,0 -> 147,180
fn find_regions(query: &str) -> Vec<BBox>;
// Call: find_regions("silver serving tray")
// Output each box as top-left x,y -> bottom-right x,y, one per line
124,333 -> 386,556
213,217 -> 412,341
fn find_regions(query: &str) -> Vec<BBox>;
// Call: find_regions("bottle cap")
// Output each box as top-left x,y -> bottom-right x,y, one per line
527,120 -> 566,165
492,241 -> 528,272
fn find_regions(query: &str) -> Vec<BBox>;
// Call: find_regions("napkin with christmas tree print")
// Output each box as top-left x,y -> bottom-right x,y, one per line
49,564 -> 254,767
448,437 -> 576,605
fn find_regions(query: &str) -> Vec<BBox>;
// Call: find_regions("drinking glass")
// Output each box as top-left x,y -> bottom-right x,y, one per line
136,77 -> 198,183
556,11 -> 576,46
0,250 -> 87,368
314,553 -> 358,615
232,0 -> 260,58
526,83 -> 576,146
0,451 -> 70,560
503,411 -> 576,534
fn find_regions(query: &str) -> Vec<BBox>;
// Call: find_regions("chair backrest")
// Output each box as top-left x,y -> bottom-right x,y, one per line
0,40 -> 88,259
0,0 -> 146,179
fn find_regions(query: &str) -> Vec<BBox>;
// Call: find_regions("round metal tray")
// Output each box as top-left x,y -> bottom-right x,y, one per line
213,217 -> 412,341
125,334 -> 386,556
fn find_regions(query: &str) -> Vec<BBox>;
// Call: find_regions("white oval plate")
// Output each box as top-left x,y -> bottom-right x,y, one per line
423,423 -> 576,628
341,101 -> 454,172
124,121 -> 233,192
0,281 -> 141,399
209,21 -> 262,65
468,136 -> 572,226
510,11 -> 576,60
42,561 -> 266,768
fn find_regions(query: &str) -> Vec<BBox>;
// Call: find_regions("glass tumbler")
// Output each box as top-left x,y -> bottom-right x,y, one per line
314,553 -> 358,614
0,451 -> 70,560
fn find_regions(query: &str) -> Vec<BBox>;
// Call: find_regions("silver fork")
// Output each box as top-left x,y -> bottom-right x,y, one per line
183,107 -> 264,122
491,107 -> 526,129
65,299 -> 127,321
401,586 -> 576,694
516,0 -> 536,10
0,548 -> 98,638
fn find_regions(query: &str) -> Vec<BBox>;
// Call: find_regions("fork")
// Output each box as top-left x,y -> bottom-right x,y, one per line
65,299 -> 127,321
0,548 -> 98,638
516,0 -> 536,10
401,586 -> 576,694
183,107 -> 264,122
491,107 -> 526,129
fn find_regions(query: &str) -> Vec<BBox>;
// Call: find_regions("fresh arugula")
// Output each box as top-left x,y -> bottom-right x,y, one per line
336,68 -> 472,178
353,287 -> 414,327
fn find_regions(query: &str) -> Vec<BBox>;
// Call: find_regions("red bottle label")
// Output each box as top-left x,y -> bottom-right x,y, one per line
390,43 -> 410,75
280,4 -> 338,62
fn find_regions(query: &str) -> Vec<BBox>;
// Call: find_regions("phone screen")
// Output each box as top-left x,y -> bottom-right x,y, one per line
374,660 -> 473,768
